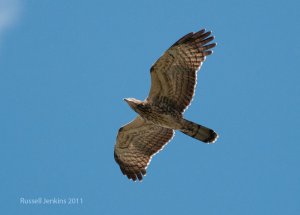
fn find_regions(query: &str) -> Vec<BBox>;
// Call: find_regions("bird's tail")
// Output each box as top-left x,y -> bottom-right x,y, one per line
179,118 -> 218,143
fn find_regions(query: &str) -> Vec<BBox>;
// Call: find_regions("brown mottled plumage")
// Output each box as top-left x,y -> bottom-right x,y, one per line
114,29 -> 218,181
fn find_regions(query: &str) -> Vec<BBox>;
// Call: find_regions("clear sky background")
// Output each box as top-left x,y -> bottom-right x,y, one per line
0,0 -> 299,214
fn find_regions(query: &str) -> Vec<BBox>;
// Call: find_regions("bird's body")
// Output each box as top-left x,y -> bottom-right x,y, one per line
114,29 -> 219,181
124,98 -> 182,129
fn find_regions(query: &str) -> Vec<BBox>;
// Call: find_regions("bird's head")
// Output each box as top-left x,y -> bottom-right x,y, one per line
124,98 -> 144,112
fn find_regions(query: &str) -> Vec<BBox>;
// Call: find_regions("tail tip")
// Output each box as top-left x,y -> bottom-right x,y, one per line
204,130 -> 219,144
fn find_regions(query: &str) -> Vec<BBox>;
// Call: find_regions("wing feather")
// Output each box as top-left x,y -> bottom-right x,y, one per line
114,116 -> 174,181
147,29 -> 216,113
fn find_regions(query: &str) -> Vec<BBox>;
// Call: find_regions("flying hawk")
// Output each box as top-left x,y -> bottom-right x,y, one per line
114,29 -> 218,181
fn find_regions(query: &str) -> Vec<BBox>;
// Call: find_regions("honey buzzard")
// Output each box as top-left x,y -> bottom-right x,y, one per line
114,29 -> 218,181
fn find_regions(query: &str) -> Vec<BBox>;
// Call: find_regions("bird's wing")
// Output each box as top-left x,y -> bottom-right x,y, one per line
114,116 -> 174,181
147,29 -> 216,113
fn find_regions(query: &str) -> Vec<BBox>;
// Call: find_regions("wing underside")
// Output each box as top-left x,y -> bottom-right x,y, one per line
147,29 -> 216,113
114,116 -> 174,181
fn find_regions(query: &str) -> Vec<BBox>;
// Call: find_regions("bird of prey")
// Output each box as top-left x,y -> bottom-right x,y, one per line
114,28 -> 218,181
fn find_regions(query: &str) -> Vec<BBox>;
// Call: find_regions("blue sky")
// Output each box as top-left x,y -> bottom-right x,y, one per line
0,0 -> 299,214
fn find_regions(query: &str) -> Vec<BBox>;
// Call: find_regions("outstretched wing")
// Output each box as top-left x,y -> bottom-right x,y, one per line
147,29 -> 216,113
114,116 -> 174,181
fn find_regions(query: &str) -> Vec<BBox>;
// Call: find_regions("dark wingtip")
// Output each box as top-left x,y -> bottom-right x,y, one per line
200,31 -> 212,40
203,50 -> 213,56
136,172 -> 143,181
171,32 -> 193,47
141,169 -> 146,176
126,172 -> 144,182
124,169 -> 147,182
192,29 -> 206,38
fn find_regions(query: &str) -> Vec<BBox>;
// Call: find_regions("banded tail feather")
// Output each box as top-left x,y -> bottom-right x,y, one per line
180,119 -> 218,143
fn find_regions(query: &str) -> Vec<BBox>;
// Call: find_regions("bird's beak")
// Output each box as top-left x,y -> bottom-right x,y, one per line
124,98 -> 135,109
123,98 -> 132,106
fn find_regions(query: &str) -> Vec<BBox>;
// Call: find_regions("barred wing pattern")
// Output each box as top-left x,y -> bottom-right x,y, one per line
148,29 -> 216,113
114,116 -> 174,181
